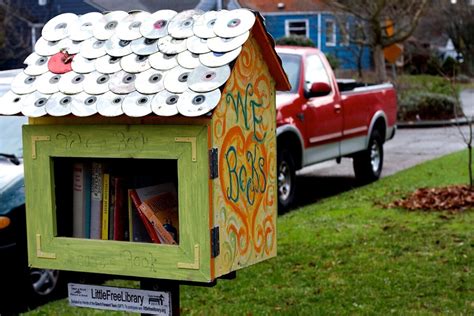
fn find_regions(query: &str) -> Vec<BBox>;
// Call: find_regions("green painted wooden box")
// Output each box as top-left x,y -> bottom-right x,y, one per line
18,17 -> 290,283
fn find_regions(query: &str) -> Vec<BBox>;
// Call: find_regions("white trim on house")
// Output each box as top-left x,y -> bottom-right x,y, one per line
285,19 -> 309,38
317,13 -> 322,48
260,11 -> 333,16
325,18 -> 337,47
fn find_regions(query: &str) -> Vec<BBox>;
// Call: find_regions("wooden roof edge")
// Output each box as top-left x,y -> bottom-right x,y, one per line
251,12 -> 291,91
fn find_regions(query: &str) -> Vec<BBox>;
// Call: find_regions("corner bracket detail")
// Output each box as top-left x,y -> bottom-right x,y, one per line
177,244 -> 200,270
36,234 -> 56,259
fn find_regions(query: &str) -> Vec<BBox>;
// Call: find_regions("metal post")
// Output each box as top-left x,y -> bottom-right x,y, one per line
140,279 -> 180,316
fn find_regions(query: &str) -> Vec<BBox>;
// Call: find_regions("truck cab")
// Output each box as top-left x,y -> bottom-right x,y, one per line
275,46 -> 397,211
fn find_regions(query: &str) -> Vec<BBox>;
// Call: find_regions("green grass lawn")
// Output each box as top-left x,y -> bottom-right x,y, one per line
25,150 -> 474,315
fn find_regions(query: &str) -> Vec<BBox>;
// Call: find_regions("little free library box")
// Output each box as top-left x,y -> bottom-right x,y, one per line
0,9 -> 290,282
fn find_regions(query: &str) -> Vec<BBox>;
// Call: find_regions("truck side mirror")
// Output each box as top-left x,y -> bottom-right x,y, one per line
309,82 -> 331,97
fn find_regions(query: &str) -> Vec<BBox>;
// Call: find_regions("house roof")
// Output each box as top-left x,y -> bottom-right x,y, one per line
86,0 -> 199,12
0,9 -> 289,118
238,0 -> 327,13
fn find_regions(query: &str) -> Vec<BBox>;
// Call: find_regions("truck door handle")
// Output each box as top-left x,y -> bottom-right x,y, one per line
334,104 -> 342,113
296,112 -> 304,121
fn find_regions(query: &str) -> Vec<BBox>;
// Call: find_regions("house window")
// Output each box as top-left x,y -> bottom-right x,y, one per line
285,19 -> 309,37
325,19 -> 336,47
340,22 -> 350,46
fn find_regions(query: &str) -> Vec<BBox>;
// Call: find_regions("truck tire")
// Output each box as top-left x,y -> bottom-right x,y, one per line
353,129 -> 384,183
277,149 -> 296,212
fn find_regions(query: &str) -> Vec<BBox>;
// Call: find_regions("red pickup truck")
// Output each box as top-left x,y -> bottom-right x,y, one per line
276,46 -> 397,210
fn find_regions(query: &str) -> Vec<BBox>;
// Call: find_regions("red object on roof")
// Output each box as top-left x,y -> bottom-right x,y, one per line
48,51 -> 75,74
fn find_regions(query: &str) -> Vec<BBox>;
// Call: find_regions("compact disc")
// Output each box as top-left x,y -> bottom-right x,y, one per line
140,9 -> 177,39
45,92 -> 73,116
135,68 -> 166,94
58,71 -> 85,94
122,91 -> 152,117
93,10 -> 129,40
48,51 -> 74,74
199,46 -> 241,67
193,10 -> 218,38
213,9 -> 255,38
109,71 -> 136,94
11,72 -> 37,94
70,92 -> 99,116
151,90 -> 179,116
105,35 -> 133,57
177,88 -> 221,117
131,37 -> 159,55
0,91 -> 23,115
168,9 -> 203,39
96,91 -> 124,117
95,55 -> 122,74
71,54 -> 96,73
24,53 -> 49,76
187,64 -> 231,92
177,50 -> 200,69
21,92 -> 49,117
69,12 -> 103,41
157,36 -> 187,54
163,66 -> 192,93
186,36 -> 210,54
80,37 -> 107,59
207,31 -> 249,52
120,53 -> 151,73
149,52 -> 178,70
116,11 -> 151,41
58,38 -> 81,54
35,72 -> 61,94
35,37 -> 62,56
83,71 -> 112,95
42,13 -> 78,41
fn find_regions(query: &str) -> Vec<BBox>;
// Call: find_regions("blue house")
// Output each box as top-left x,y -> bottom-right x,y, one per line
238,0 -> 372,71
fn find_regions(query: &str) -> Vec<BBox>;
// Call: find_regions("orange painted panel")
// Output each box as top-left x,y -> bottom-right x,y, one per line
212,35 -> 277,277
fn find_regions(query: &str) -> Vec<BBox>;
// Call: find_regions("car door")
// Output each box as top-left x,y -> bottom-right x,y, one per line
302,54 -> 342,163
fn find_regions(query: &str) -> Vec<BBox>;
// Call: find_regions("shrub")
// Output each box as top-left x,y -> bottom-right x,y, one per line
325,54 -> 340,70
398,92 -> 463,121
275,35 -> 316,48
396,75 -> 461,98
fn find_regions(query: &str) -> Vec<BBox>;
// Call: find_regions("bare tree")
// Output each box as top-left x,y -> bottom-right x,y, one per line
321,0 -> 428,82
440,0 -> 474,76
0,0 -> 34,69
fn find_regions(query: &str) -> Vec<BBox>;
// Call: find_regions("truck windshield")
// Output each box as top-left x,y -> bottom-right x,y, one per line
277,53 -> 301,94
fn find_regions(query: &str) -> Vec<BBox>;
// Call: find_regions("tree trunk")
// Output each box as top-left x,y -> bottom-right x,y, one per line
373,44 -> 387,83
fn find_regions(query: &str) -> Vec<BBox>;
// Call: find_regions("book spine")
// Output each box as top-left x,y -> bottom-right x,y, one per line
129,190 -> 161,244
113,177 -> 125,241
128,190 -> 134,242
72,163 -> 85,238
108,176 -> 115,240
90,162 -> 103,239
83,164 -> 92,239
101,173 -> 110,240
139,203 -> 177,245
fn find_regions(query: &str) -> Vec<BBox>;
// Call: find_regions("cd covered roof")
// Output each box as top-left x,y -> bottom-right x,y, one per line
0,9 -> 288,118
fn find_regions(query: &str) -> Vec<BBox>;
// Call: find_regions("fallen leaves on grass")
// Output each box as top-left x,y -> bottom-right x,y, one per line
390,185 -> 474,211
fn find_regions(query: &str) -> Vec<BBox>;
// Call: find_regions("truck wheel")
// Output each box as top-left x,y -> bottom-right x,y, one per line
353,130 -> 384,183
278,149 -> 296,212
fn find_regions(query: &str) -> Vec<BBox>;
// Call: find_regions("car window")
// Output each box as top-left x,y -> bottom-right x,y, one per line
277,53 -> 301,94
0,116 -> 27,158
304,54 -> 331,90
